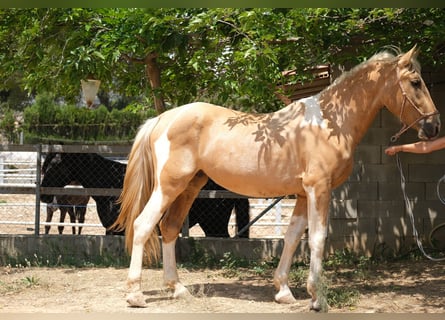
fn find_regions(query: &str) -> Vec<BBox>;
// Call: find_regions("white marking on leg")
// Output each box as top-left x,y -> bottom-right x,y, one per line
274,200 -> 308,304
305,186 -> 328,312
163,240 -> 179,287
126,190 -> 165,307
162,240 -> 191,299
150,105 -> 194,300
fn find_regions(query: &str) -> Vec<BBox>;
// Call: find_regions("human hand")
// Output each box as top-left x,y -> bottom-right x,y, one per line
384,146 -> 399,156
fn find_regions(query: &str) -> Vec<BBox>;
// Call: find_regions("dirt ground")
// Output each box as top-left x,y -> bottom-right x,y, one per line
0,259 -> 443,313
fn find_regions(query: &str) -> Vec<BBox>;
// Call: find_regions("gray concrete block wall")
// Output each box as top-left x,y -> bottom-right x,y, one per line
325,73 -> 445,256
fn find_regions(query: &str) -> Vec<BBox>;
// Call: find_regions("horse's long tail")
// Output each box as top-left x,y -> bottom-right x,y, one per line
111,117 -> 161,265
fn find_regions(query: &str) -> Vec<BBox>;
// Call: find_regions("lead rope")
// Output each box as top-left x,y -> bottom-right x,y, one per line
395,153 -> 445,261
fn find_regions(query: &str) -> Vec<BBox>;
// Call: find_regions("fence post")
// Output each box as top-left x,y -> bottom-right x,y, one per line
34,144 -> 42,236
0,155 -> 4,184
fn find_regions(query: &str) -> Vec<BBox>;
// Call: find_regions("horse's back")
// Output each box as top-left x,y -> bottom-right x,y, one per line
150,102 -> 309,197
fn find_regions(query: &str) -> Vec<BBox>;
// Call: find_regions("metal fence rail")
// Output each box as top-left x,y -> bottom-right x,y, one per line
0,144 -> 291,238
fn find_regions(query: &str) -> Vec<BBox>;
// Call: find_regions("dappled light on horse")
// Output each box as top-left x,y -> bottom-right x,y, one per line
112,46 -> 440,311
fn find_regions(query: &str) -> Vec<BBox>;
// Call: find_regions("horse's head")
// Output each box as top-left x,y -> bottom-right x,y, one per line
386,45 -> 440,141
40,153 -> 76,203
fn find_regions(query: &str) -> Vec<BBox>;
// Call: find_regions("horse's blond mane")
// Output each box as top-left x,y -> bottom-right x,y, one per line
329,51 -> 396,87
329,47 -> 420,89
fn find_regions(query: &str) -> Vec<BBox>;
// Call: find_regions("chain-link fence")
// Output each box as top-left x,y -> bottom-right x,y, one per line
1,145 -> 293,238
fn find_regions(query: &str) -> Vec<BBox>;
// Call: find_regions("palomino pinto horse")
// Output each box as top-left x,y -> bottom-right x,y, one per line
112,46 -> 440,311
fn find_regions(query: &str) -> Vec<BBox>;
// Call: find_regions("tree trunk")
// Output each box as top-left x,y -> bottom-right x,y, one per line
145,52 -> 165,114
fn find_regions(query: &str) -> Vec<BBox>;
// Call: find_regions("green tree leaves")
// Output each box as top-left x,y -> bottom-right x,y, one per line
0,8 -> 444,115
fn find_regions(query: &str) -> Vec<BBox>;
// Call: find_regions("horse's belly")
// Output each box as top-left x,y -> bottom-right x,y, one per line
205,170 -> 304,198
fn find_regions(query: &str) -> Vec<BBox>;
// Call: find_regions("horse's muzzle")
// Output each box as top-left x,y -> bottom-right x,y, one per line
418,114 -> 441,140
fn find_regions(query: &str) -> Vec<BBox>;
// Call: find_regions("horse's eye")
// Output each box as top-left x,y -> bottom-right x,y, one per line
411,79 -> 421,88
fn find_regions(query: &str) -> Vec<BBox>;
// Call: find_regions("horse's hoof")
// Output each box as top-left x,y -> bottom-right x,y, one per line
310,299 -> 328,312
126,292 -> 147,308
274,288 -> 297,304
173,283 -> 192,299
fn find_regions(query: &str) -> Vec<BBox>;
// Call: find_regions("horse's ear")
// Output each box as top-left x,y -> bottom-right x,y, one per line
398,45 -> 419,70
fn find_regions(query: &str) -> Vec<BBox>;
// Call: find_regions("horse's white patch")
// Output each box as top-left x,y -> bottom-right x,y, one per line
299,95 -> 326,129
286,213 -> 308,240
153,105 -> 193,183
162,241 -> 178,284
304,185 -> 327,281
304,186 -> 328,240
154,134 -> 171,183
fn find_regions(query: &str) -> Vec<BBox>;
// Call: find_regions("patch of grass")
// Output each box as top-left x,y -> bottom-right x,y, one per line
21,275 -> 40,288
2,251 -> 131,269
289,267 -> 309,287
0,275 -> 41,295
327,286 -> 360,309
178,240 -> 219,269
324,248 -> 373,270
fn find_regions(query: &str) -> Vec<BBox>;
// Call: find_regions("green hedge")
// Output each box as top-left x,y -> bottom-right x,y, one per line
22,94 -> 157,143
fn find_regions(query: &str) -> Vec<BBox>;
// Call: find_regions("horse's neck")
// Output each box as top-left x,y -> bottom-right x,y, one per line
319,62 -> 391,147
75,157 -> 123,188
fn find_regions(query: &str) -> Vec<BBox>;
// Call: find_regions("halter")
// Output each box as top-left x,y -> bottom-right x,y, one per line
390,67 -> 439,142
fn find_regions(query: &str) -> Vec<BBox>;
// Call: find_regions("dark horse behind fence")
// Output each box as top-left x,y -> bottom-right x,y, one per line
41,154 -> 90,235
40,152 -> 250,237
189,178 -> 250,238
41,153 -> 126,235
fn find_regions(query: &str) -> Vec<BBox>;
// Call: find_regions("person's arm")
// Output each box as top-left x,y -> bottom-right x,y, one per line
385,136 -> 445,156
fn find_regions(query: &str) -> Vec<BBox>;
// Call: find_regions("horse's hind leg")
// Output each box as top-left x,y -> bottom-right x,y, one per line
45,205 -> 54,234
126,182 -> 194,307
58,208 -> 67,234
274,196 -> 308,304
160,173 -> 208,299
67,206 -> 76,235
77,206 -> 86,235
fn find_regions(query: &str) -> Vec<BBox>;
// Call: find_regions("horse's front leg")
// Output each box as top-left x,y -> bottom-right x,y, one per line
305,184 -> 330,312
274,197 -> 308,304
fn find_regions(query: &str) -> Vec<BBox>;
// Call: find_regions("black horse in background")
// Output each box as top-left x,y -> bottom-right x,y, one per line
188,179 -> 250,238
40,152 -> 250,237
41,153 -> 126,235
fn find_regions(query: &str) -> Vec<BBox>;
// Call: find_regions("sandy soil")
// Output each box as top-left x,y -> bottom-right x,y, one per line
0,259 -> 443,313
